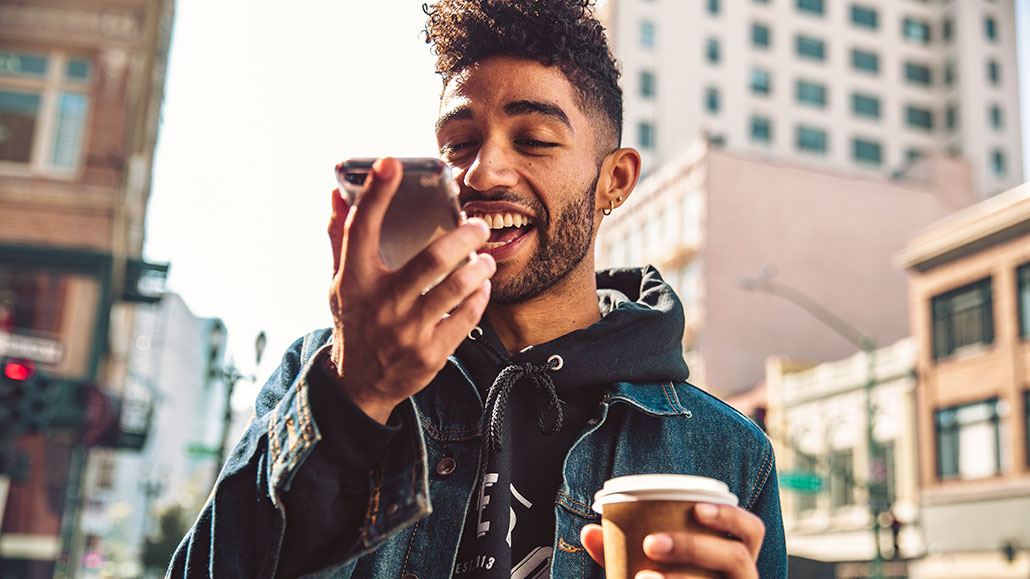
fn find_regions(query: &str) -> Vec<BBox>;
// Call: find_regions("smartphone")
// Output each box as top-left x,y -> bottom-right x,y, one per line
335,158 -> 464,270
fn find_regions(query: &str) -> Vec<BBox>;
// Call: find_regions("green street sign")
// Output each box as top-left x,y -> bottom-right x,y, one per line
187,443 -> 219,457
780,470 -> 823,494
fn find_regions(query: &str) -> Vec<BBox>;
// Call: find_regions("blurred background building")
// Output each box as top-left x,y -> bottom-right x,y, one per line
0,0 -> 175,577
603,0 -> 1024,197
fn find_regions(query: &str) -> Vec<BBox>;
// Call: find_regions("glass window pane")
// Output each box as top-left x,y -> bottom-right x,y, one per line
905,62 -> 933,86
51,92 -> 89,170
0,52 -> 48,78
752,23 -> 770,48
706,38 -> 720,63
751,68 -> 771,95
798,0 -> 824,16
640,70 -> 655,98
705,87 -> 720,113
796,81 -> 826,106
906,106 -> 934,130
639,121 -> 654,149
1018,264 -> 1030,339
0,90 -> 41,164
751,116 -> 771,143
852,93 -> 880,119
903,18 -> 931,44
797,126 -> 827,153
985,16 -> 997,41
66,59 -> 91,81
853,138 -> 882,165
852,49 -> 878,73
641,21 -> 655,48
797,35 -> 825,60
851,5 -> 878,28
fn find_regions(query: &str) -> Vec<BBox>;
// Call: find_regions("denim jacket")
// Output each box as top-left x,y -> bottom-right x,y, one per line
169,327 -> 786,578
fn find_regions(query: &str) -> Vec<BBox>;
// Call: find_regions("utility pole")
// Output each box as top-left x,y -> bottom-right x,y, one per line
739,267 -> 886,579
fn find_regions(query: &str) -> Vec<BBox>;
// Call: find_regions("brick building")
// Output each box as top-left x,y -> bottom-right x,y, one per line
897,182 -> 1030,577
0,1 -> 174,577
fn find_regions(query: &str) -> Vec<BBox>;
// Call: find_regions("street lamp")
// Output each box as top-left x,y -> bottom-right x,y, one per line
738,267 -> 888,579
207,324 -> 266,488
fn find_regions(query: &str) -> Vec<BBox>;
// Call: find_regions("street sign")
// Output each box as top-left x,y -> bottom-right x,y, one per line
0,332 -> 65,364
779,470 -> 824,494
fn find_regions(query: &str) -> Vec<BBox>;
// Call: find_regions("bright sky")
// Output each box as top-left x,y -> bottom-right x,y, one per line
146,1 -> 1030,406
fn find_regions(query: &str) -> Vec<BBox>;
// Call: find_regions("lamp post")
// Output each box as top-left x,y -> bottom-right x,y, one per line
738,267 -> 886,579
207,324 -> 266,488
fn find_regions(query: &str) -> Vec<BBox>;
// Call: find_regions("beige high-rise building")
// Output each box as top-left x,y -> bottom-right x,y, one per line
602,0 -> 1024,197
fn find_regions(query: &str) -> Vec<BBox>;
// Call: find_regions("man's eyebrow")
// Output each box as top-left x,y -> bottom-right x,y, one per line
504,100 -> 573,131
435,105 -> 474,134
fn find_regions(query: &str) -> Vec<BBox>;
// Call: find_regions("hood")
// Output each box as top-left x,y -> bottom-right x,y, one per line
455,265 -> 690,393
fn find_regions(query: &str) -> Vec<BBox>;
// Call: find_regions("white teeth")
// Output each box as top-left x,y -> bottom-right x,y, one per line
484,240 -> 510,249
473,211 -> 534,229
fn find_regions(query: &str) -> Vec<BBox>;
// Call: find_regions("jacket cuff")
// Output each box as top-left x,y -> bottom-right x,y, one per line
306,345 -> 403,480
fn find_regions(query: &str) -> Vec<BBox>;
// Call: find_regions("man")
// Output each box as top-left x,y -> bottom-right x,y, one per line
170,0 -> 785,577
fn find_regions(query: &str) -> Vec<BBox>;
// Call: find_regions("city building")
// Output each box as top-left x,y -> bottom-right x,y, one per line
602,0 -> 1024,197
0,0 -> 174,577
595,143 -> 977,395
81,294 -> 228,578
896,182 -> 1030,578
765,339 -> 922,577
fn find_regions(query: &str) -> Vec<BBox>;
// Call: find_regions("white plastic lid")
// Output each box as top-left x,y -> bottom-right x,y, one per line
592,474 -> 738,513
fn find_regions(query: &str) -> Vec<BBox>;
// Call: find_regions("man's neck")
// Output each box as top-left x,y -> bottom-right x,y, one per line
484,265 -> 601,355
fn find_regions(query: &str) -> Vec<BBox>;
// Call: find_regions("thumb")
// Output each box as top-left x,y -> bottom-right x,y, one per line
329,187 -> 350,275
580,524 -> 606,568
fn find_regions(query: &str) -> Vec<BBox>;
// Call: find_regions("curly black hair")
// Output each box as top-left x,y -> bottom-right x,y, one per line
423,0 -> 623,150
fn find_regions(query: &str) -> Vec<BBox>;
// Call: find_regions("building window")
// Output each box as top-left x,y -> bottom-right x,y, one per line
829,449 -> 855,508
989,104 -> 1002,130
750,115 -> 771,144
904,62 -> 933,86
988,59 -> 1000,85
852,93 -> 881,119
944,62 -> 955,86
638,121 -> 654,149
932,277 -> 993,359
902,17 -> 931,44
751,68 -> 771,95
705,86 -> 720,113
851,5 -> 878,29
936,399 -> 1004,480
752,23 -> 771,48
706,38 -> 720,63
796,125 -> 827,154
641,21 -> 656,48
708,0 -> 720,15
943,18 -> 953,41
795,452 -> 817,513
798,0 -> 824,16
0,50 -> 91,172
640,70 -> 656,98
852,49 -> 879,74
873,440 -> 898,507
906,105 -> 934,131
1017,263 -> 1030,340
1025,390 -> 1030,467
796,35 -> 826,61
796,80 -> 826,107
852,138 -> 882,165
991,149 -> 1006,177
946,105 -> 957,131
985,16 -> 997,42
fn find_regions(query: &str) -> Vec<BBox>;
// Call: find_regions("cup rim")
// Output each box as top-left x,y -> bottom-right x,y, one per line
592,474 -> 739,513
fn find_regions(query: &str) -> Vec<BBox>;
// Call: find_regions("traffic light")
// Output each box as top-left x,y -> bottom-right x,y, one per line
1,357 -> 59,435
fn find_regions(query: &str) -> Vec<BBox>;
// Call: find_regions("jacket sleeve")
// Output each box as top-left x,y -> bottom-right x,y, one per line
751,447 -> 788,579
165,330 -> 416,578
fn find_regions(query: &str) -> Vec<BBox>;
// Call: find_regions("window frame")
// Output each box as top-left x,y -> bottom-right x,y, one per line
1018,262 -> 1030,340
0,48 -> 92,176
752,23 -> 771,48
852,92 -> 881,119
750,115 -> 772,144
796,80 -> 827,107
796,125 -> 828,154
851,48 -> 879,74
750,68 -> 772,95
902,17 -> 932,45
852,137 -> 882,165
931,277 -> 994,360
904,61 -> 933,86
796,34 -> 826,61
935,398 -> 1004,480
906,105 -> 934,131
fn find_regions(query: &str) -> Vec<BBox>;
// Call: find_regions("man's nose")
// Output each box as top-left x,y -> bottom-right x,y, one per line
462,140 -> 518,193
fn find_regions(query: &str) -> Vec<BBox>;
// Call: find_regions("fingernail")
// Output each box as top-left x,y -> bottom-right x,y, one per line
696,503 -> 718,519
372,157 -> 395,180
480,252 -> 496,271
644,533 -> 673,555
636,572 -> 663,579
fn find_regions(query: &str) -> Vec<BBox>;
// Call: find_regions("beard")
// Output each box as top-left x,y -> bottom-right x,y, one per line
489,172 -> 599,304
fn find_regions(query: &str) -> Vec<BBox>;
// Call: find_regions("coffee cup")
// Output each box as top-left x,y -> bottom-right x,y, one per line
592,474 -> 738,579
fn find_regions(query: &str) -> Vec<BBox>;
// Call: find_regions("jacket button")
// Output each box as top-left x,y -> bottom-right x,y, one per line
435,457 -> 456,476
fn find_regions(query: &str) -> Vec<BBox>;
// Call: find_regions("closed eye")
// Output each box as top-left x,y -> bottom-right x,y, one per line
516,139 -> 559,149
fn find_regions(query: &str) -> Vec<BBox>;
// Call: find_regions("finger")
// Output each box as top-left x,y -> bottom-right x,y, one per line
394,218 -> 490,307
693,503 -> 765,561
346,157 -> 402,273
642,532 -> 756,579
431,278 -> 491,351
329,188 -> 350,275
580,524 -> 605,567
417,252 -> 496,324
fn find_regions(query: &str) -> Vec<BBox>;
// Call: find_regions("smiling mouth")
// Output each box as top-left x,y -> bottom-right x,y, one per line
469,211 -> 536,249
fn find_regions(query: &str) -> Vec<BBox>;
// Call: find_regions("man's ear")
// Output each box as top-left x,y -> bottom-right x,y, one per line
595,148 -> 641,215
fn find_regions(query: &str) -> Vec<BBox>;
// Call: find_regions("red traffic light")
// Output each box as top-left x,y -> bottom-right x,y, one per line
4,359 -> 36,381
